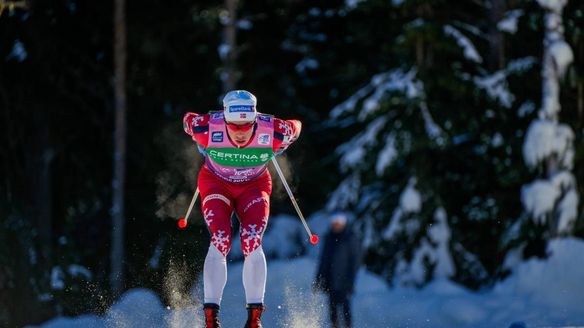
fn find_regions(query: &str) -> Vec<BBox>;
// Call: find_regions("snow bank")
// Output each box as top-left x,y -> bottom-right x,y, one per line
31,237 -> 584,328
104,289 -> 166,328
496,238 -> 584,316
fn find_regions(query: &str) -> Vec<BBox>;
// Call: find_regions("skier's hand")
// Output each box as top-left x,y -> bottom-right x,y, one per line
289,120 -> 302,140
273,119 -> 302,155
183,112 -> 197,135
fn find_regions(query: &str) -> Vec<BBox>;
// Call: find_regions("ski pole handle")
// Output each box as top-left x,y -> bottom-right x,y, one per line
271,157 -> 318,244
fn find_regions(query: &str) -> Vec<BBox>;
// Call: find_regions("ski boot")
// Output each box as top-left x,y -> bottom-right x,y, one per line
244,303 -> 265,328
204,303 -> 221,328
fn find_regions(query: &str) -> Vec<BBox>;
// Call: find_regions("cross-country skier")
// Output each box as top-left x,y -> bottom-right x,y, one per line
183,90 -> 302,328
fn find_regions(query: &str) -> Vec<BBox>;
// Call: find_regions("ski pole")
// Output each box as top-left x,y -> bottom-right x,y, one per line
271,157 -> 319,245
178,187 -> 199,229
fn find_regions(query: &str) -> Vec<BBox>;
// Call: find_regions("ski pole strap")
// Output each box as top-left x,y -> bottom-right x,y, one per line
270,157 -> 313,237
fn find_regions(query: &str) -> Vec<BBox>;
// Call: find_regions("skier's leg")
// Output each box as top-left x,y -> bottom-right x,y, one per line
203,244 -> 228,305
241,245 -> 267,327
200,195 -> 231,328
198,168 -> 235,306
201,192 -> 233,305
236,189 -> 270,303
234,174 -> 271,327
235,173 -> 271,304
242,246 -> 267,303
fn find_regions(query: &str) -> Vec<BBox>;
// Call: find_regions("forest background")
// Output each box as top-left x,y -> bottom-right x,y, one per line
1,0 -> 583,326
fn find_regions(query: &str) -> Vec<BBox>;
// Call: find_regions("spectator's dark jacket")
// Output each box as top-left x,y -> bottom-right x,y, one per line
314,227 -> 361,295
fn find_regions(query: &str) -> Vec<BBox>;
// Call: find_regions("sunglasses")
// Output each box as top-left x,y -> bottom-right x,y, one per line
225,121 -> 255,132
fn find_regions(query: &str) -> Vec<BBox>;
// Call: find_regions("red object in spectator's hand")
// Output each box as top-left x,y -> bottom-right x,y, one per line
178,218 -> 187,229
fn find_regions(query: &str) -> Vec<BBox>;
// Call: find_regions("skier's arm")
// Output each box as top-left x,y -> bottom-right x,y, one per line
273,118 -> 302,154
183,112 -> 210,148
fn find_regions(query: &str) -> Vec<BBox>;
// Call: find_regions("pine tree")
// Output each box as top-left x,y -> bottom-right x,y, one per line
511,0 -> 578,258
322,0 -> 549,288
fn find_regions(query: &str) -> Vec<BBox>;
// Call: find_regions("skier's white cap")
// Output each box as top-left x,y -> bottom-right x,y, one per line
222,90 -> 257,123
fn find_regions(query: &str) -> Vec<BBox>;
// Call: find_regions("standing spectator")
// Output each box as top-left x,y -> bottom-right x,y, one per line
314,213 -> 361,328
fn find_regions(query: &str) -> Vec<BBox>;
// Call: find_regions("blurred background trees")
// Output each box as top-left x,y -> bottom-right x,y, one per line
0,0 -> 582,326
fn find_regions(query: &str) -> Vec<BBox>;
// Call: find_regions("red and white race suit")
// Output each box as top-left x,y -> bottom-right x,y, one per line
183,111 -> 301,257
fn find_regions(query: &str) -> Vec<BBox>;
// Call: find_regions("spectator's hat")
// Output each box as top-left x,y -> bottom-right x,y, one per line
330,213 -> 348,225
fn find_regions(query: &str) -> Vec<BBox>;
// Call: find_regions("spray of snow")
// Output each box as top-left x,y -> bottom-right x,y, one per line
281,283 -> 325,328
163,261 -> 201,328
104,289 -> 166,328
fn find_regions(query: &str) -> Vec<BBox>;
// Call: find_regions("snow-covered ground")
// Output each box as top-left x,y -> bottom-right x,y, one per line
31,233 -> 584,328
